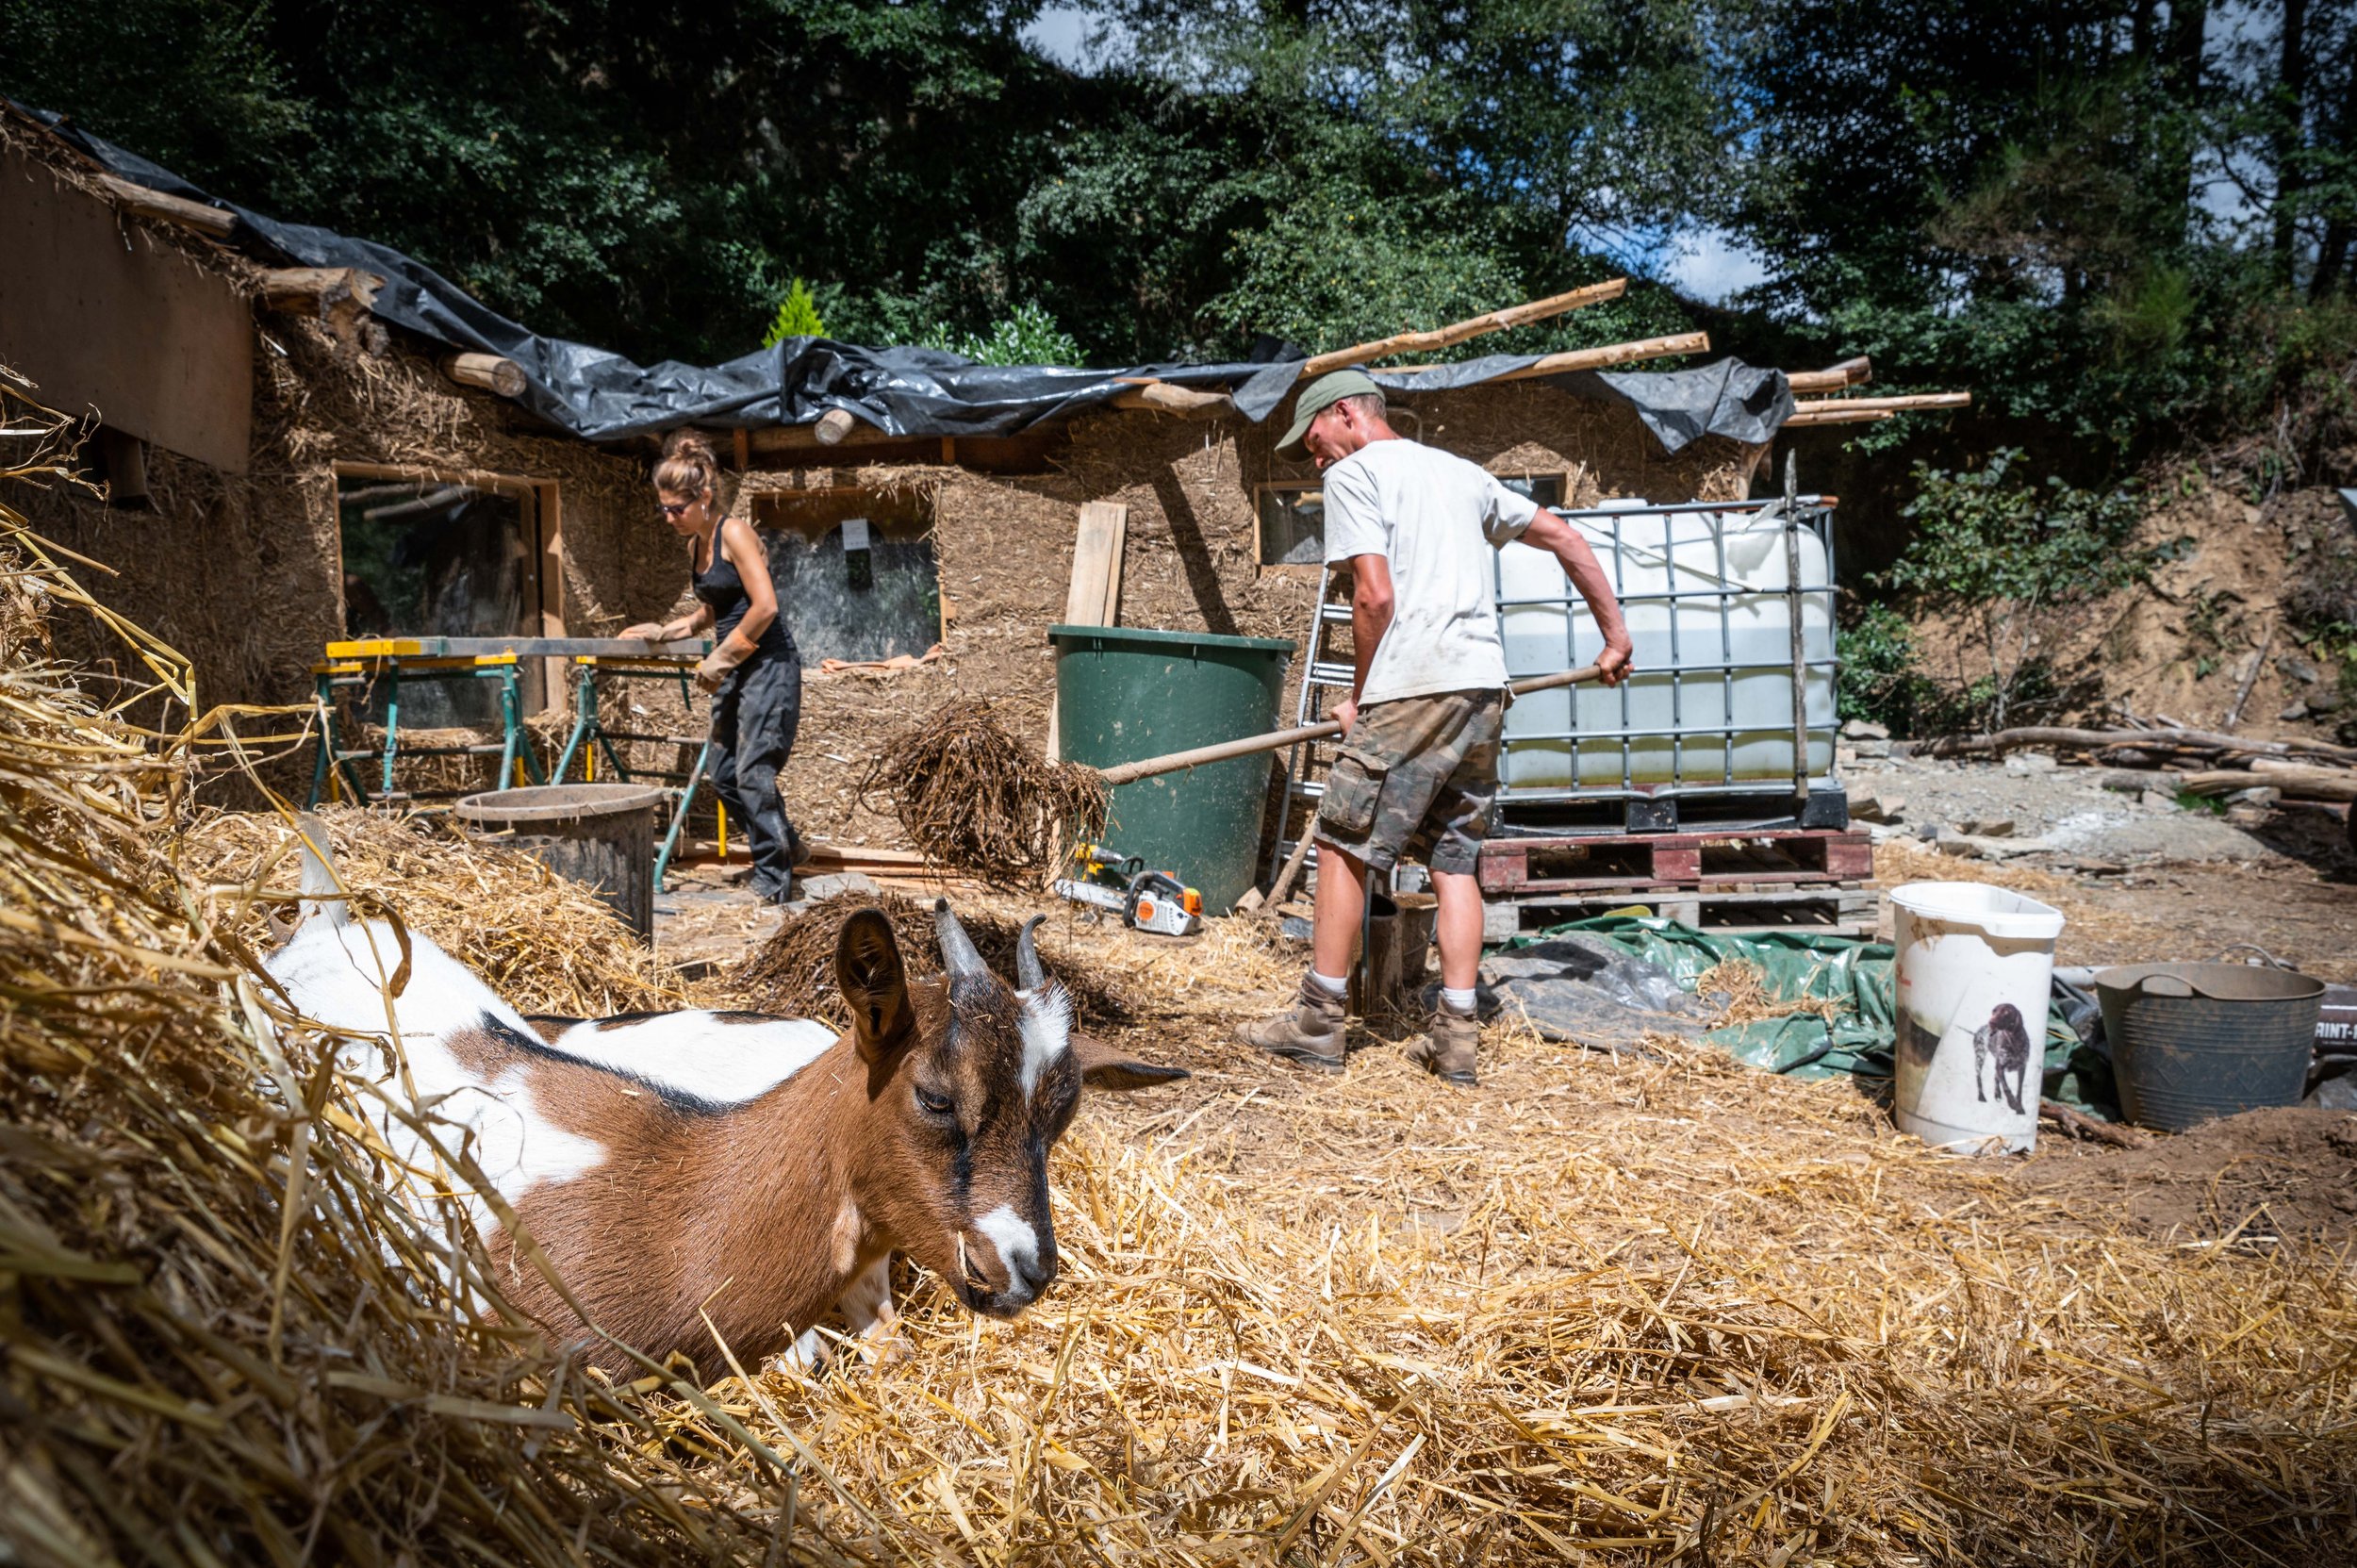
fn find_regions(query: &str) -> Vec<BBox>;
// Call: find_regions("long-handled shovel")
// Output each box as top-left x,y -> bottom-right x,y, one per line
1085,664 -> 1607,909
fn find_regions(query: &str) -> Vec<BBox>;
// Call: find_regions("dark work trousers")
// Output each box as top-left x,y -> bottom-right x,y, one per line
707,646 -> 802,901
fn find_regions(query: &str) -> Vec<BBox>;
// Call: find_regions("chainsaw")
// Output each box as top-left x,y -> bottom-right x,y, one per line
1051,842 -> 1204,936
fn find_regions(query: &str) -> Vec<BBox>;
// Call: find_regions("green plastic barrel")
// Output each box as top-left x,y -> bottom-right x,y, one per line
1049,624 -> 1295,916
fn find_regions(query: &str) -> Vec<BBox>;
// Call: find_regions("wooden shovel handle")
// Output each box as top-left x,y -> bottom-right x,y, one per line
1094,666 -> 1603,787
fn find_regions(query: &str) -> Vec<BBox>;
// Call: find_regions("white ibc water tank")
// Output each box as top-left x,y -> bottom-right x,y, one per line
1496,502 -> 1837,793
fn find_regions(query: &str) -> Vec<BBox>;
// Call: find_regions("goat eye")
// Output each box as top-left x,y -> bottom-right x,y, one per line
915,1086 -> 954,1117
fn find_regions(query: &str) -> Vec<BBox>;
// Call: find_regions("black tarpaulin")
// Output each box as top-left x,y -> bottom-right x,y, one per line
25,105 -> 1789,453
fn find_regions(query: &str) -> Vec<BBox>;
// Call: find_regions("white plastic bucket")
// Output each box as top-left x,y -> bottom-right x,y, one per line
1889,882 -> 2066,1154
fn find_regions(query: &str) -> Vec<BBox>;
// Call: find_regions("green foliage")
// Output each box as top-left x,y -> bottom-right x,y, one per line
1878,449 -> 2166,729
923,302 -> 1085,367
761,279 -> 827,348
1835,601 -> 1946,734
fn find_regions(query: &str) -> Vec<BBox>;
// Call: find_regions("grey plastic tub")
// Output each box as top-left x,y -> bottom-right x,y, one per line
2096,962 -> 2326,1131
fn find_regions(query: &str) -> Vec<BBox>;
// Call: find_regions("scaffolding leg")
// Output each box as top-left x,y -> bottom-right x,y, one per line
306,685 -> 332,809
554,665 -> 596,783
652,740 -> 713,889
380,667 -> 402,800
496,668 -> 524,791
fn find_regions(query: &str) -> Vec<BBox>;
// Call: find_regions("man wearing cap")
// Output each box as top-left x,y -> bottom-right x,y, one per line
1240,370 -> 1633,1085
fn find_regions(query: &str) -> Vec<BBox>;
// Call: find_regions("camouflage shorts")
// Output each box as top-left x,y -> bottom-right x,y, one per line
1313,688 -> 1504,876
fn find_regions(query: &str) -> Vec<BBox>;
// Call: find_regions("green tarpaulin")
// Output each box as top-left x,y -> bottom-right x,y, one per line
1505,916 -> 2116,1112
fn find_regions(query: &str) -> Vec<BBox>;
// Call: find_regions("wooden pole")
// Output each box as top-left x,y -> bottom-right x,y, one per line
1381,331 -> 1709,382
1297,280 -> 1626,379
442,353 -> 527,398
1780,407 -> 1895,428
1791,392 -> 1971,416
98,174 -> 236,239
1784,357 -> 1873,394
1109,381 -> 1233,417
1096,665 -> 1603,787
814,408 -> 861,445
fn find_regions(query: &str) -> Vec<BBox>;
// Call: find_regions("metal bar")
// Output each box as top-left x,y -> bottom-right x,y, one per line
555,666 -> 596,783
653,741 -> 714,887
1715,510 -> 1736,788
497,668 -> 523,791
381,666 -> 401,799
1664,507 -> 1683,789
1782,455 -> 1808,804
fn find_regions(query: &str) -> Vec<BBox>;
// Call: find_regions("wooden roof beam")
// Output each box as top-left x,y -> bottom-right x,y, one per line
1379,330 -> 1710,383
97,173 -> 236,239
1298,279 -> 1628,379
1784,356 -> 1872,394
1790,391 -> 1970,417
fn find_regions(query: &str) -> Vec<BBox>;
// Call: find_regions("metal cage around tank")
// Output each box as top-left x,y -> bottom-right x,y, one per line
1491,494 -> 1843,834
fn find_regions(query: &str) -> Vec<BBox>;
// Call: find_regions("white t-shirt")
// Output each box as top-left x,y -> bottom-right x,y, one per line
1321,439 -> 1539,705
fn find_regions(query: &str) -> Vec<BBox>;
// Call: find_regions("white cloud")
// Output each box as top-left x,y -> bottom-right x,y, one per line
1022,5 -> 1131,74
1661,227 -> 1770,305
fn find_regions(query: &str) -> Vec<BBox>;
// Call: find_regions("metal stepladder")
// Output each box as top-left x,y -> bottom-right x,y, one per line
549,654 -> 716,886
1265,566 -> 1358,889
308,649 -> 544,807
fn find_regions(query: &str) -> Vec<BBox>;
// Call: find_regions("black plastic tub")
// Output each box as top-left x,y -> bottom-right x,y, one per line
2095,962 -> 2326,1131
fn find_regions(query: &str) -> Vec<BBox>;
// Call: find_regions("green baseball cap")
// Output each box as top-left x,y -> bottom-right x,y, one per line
1275,369 -> 1381,460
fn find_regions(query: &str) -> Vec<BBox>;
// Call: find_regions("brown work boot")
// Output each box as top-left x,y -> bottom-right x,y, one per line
1239,977 -> 1347,1073
1407,1004 -> 1481,1087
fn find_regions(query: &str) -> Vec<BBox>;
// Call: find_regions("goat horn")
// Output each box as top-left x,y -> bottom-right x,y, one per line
932,899 -> 988,981
1015,914 -> 1046,991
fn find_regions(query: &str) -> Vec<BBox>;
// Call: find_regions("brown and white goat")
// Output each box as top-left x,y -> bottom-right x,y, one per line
264,829 -> 1182,1371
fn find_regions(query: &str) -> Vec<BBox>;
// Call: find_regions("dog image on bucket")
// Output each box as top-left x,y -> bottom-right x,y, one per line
1970,1002 -> 2035,1114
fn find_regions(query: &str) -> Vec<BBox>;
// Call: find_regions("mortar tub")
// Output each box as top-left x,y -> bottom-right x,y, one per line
455,784 -> 668,941
2095,961 -> 2326,1131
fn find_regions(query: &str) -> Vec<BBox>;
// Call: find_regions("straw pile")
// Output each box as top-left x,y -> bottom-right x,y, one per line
176,806 -> 701,1016
733,890 -> 1134,1025
0,397 -> 797,1565
860,700 -> 1107,878
670,899 -> 2357,1563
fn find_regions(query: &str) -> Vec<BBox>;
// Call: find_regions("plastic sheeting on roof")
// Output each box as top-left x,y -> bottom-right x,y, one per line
25,105 -> 1792,452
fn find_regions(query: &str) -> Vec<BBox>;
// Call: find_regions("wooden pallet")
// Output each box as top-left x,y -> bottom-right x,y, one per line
1481,881 -> 1879,940
1476,827 -> 1873,896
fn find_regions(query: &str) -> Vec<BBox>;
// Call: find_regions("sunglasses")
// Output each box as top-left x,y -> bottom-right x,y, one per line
657,501 -> 695,519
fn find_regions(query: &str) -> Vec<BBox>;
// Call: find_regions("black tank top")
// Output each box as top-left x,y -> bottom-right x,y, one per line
691,536 -> 794,656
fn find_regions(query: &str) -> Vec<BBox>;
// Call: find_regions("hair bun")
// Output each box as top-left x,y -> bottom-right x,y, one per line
661,428 -> 717,465
652,428 -> 723,499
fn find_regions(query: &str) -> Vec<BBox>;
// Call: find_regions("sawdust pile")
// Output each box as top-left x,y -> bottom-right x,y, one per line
860,700 -> 1108,878
733,890 -> 1133,1026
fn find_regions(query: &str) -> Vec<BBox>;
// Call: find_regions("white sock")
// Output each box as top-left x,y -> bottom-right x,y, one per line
1441,986 -> 1478,1015
1308,970 -> 1347,999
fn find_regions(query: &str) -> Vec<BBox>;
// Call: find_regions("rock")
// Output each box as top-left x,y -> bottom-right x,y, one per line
1937,834 -> 2050,860
1850,738 -> 1892,759
1957,816 -> 2014,838
1837,746 -> 1858,767
2281,701 -> 2312,722
2278,653 -> 2322,685
2309,689 -> 2344,715
2229,785 -> 2282,806
2307,1073 -> 2357,1112
1841,718 -> 1891,740
2003,752 -> 2059,775
2140,788 -> 2181,809
2099,769 -> 2181,794
1849,789 -> 1906,824
2225,804 -> 2272,828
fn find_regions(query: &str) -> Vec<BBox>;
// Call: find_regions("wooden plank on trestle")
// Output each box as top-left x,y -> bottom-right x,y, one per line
1047,502 -> 1129,761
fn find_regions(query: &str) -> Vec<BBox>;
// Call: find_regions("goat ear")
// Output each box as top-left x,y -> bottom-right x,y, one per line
1071,1031 -> 1188,1092
835,908 -> 915,1064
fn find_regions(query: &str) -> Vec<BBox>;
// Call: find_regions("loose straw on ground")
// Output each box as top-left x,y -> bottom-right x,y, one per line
861,700 -> 1107,878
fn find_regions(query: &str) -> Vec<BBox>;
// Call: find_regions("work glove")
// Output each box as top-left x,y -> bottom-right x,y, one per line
694,637 -> 754,694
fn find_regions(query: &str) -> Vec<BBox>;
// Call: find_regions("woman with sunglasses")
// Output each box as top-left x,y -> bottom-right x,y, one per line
620,429 -> 802,902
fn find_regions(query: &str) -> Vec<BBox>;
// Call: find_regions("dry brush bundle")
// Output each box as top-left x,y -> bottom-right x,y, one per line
860,700 -> 1107,878
0,394 -> 816,1566
733,889 -> 1132,1026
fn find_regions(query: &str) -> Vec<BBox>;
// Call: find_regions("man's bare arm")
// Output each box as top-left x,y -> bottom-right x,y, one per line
1338,553 -> 1393,734
1519,513 -> 1633,685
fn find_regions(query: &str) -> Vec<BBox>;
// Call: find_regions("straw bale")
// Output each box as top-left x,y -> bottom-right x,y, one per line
734,890 -> 1135,1027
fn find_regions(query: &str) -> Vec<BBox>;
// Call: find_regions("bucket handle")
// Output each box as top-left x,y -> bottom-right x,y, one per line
2126,972 -> 2200,999
2217,943 -> 2299,971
